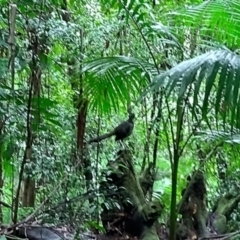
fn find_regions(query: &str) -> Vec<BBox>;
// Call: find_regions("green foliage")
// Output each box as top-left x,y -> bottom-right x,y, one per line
143,49 -> 240,128
82,56 -> 155,112
168,0 -> 240,48
0,0 -> 240,238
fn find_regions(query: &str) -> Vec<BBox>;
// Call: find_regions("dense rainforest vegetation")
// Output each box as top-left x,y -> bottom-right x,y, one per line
1,0 -> 240,239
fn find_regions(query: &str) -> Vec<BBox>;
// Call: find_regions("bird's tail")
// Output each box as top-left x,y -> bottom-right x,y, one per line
88,131 -> 115,144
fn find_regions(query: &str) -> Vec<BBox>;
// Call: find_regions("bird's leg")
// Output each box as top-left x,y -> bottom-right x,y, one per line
117,140 -> 124,149
121,140 -> 128,149
117,140 -> 123,149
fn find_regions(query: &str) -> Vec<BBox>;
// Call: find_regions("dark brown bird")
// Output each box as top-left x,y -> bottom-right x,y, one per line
88,113 -> 135,144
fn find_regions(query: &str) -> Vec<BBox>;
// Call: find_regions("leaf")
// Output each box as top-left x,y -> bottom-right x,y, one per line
86,220 -> 106,233
82,56 -> 155,114
194,129 -> 240,145
0,58 -> 8,76
46,118 -> 63,128
32,97 -> 57,109
141,49 -> 240,129
3,143 -> 15,160
167,0 -> 240,48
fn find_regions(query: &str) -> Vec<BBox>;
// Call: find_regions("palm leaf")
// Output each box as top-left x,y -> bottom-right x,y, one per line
82,56 -> 158,113
167,0 -> 240,48
141,49 -> 240,128
195,128 -> 240,144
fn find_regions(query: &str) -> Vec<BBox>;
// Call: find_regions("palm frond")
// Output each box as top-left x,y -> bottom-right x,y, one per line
82,56 -> 158,113
167,0 -> 240,48
141,49 -> 240,128
82,56 -> 158,77
195,129 -> 240,144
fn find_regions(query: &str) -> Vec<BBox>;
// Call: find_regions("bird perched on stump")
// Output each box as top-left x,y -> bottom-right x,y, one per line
88,109 -> 135,144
